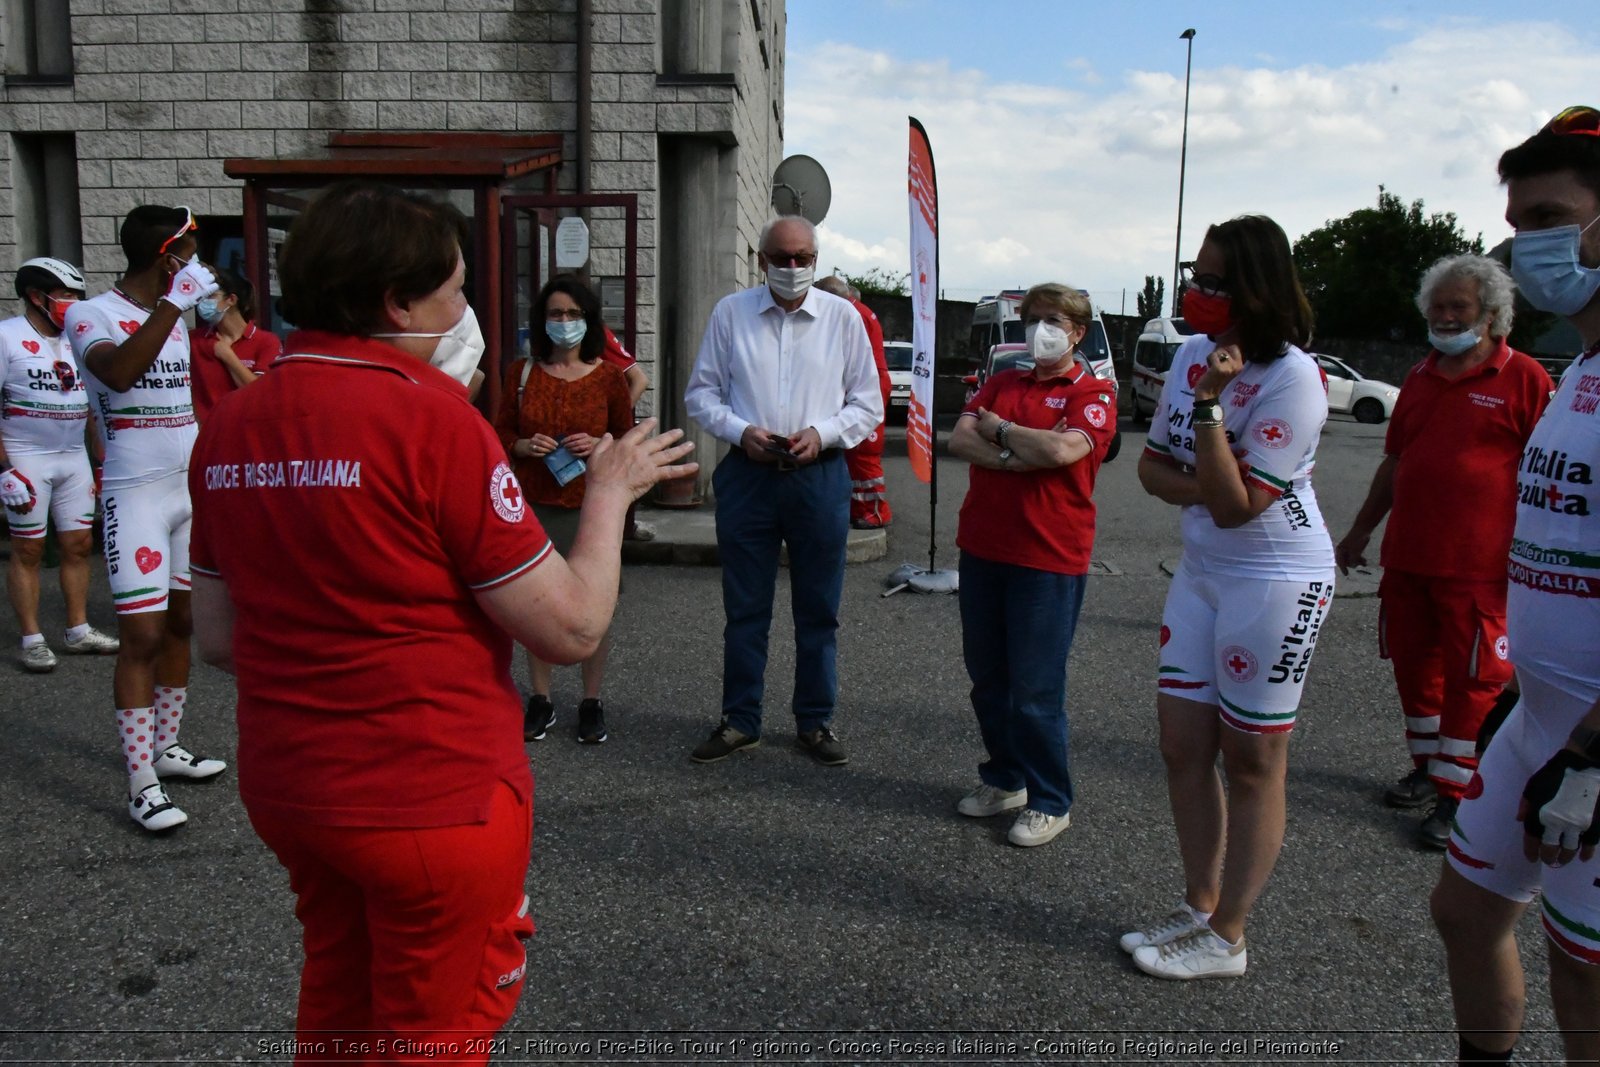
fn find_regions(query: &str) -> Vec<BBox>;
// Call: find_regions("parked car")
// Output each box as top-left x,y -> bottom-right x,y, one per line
884,340 -> 913,420
1130,316 -> 1194,423
962,343 -> 1121,462
1315,353 -> 1399,423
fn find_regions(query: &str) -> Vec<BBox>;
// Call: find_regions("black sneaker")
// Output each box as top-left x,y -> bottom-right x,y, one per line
796,726 -> 848,766
1383,766 -> 1436,809
690,721 -> 759,763
523,694 -> 555,742
1418,797 -> 1458,851
577,699 -> 608,744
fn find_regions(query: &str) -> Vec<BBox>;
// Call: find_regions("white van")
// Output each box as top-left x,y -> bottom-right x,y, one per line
1130,317 -> 1196,422
969,289 -> 1117,391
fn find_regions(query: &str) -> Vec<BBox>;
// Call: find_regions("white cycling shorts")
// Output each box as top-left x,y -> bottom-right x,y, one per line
4,451 -> 95,540
1449,670 -> 1600,965
1157,558 -> 1335,734
101,469 -> 190,615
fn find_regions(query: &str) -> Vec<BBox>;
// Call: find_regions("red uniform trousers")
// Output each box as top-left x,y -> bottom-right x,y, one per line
1378,569 -> 1513,798
248,782 -> 534,1064
845,424 -> 892,528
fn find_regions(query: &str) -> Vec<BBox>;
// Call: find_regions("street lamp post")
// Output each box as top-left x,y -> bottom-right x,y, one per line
1172,27 -> 1196,317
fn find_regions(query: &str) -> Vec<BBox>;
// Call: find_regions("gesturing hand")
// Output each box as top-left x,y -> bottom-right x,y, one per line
587,418 -> 698,501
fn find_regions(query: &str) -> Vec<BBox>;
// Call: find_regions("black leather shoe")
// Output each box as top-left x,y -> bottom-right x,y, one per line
1418,797 -> 1458,851
1384,766 -> 1436,809
796,726 -> 848,766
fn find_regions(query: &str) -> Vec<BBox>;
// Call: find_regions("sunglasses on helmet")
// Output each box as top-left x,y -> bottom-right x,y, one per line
157,206 -> 197,257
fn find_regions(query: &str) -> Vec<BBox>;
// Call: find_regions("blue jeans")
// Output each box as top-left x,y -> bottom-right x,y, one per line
714,449 -> 849,737
958,551 -> 1087,817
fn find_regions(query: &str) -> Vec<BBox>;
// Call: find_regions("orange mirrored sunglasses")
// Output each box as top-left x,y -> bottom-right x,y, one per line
1545,106 -> 1600,138
157,206 -> 197,256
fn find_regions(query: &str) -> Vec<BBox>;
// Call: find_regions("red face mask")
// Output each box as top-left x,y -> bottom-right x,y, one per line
43,295 -> 76,330
1181,287 -> 1234,336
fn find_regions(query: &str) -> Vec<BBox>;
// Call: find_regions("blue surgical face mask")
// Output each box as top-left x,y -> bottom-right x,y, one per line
1511,214 -> 1600,316
196,297 -> 224,324
1428,325 -> 1481,357
545,319 -> 587,349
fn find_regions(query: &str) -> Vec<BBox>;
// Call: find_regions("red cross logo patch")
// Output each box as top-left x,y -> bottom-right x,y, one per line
490,462 -> 525,523
1251,418 -> 1292,449
1222,645 -> 1257,682
1084,403 -> 1107,429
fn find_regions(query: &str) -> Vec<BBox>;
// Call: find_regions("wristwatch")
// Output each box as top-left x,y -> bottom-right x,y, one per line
996,420 -> 1013,448
997,448 -> 1014,466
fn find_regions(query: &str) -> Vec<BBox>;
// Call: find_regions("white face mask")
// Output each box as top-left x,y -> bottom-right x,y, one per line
766,264 -> 814,301
1025,321 -> 1074,365
375,305 -> 485,387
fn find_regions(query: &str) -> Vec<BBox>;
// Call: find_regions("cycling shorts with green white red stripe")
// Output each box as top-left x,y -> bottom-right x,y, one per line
1157,558 -> 1334,734
2,451 -> 95,539
1449,669 -> 1600,965
102,470 -> 191,616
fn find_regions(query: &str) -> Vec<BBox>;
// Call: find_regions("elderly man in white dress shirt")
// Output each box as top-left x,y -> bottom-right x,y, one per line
684,216 -> 883,766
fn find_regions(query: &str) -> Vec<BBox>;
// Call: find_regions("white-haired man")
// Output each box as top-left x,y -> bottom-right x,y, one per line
1337,254 -> 1553,850
684,216 -> 882,766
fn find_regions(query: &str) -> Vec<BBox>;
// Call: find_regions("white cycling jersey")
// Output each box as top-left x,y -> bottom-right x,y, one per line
64,289 -> 196,492
0,313 -> 89,455
1506,352 -> 1600,706
1144,335 -> 1335,579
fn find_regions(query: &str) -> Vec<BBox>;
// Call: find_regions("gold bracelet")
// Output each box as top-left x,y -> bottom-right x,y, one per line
1192,416 -> 1224,429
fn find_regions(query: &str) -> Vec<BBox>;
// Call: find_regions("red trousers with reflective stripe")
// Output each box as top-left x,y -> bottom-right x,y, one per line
247,781 -> 534,1064
846,425 -> 892,528
1378,570 -> 1513,798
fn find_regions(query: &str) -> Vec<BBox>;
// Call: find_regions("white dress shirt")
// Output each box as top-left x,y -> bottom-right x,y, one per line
684,284 -> 883,451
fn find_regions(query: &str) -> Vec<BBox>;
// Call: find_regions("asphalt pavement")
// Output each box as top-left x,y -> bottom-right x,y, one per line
0,414 -> 1565,1064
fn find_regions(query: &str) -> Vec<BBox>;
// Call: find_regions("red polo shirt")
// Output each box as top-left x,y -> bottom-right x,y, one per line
601,326 -> 637,373
956,364 -> 1117,574
189,331 -> 552,828
189,322 -> 282,424
1382,340 -> 1552,579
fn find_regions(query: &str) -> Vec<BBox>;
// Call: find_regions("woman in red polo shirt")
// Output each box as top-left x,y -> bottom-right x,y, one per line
186,181 -> 694,1060
948,282 -> 1117,849
494,276 -> 633,745
188,266 -> 280,424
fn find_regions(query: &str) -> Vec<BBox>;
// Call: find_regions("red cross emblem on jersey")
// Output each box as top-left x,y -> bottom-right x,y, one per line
1546,483 -> 1564,508
178,279 -> 195,295
1228,654 -> 1249,674
490,463 -> 525,522
1261,424 -> 1283,442
1222,645 -> 1257,681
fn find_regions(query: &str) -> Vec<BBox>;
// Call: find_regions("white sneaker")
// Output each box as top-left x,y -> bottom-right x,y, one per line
1007,808 -> 1070,847
63,627 -> 119,655
18,643 -> 56,673
1132,927 -> 1248,980
153,745 -> 228,780
128,782 -> 188,833
956,783 -> 1027,818
1120,902 -> 1210,954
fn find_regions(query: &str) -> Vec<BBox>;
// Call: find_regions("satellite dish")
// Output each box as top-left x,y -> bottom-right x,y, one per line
771,154 -> 832,225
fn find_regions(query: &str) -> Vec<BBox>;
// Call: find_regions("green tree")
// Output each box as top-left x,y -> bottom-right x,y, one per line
1293,187 -> 1483,343
834,267 -> 909,298
1136,275 -> 1165,320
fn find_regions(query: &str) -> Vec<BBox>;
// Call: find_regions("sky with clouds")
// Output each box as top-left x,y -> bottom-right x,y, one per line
783,1 -> 1599,313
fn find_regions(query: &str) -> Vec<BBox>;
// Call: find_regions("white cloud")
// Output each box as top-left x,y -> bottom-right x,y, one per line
785,21 -> 1596,309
